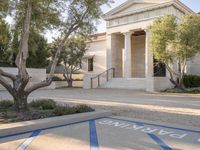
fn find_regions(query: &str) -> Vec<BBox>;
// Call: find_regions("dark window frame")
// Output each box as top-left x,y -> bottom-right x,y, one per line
88,58 -> 94,72
153,59 -> 166,77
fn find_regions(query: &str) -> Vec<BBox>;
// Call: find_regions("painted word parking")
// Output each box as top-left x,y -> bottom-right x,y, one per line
98,117 -> 200,150
0,117 -> 200,150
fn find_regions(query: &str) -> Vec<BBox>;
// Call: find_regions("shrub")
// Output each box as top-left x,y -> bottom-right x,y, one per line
54,105 -> 73,116
52,76 -> 64,81
183,75 -> 200,88
54,104 -> 94,116
73,105 -> 94,113
0,100 -> 13,109
29,99 -> 56,110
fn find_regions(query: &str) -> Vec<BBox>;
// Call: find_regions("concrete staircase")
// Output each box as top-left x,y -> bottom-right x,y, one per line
100,78 -> 147,90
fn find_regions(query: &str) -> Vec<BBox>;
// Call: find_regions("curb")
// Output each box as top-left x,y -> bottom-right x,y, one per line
0,110 -> 112,138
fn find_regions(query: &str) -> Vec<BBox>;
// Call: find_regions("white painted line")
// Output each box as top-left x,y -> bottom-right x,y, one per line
16,130 -> 41,150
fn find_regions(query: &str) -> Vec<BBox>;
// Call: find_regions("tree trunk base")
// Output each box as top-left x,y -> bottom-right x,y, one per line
14,94 -> 28,112
67,80 -> 73,88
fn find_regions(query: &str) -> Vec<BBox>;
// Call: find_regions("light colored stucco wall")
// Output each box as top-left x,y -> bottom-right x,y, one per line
83,39 -> 107,74
187,54 -> 200,75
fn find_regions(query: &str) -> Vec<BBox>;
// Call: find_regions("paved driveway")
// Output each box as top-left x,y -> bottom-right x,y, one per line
0,89 -> 200,127
0,116 -> 200,150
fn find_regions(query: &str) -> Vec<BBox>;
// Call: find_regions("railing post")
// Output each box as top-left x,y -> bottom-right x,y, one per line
91,78 -> 93,89
113,68 -> 115,78
98,75 -> 100,87
106,70 -> 109,81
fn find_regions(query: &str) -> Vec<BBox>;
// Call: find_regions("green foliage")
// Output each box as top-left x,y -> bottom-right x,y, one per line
0,0 -> 9,17
54,104 -> 94,116
29,99 -> 56,110
59,0 -> 113,35
183,75 -> 200,88
9,30 -> 50,68
0,100 -> 14,109
73,105 -> 94,113
61,36 -> 87,69
15,0 -> 60,32
0,18 -> 11,66
175,14 -> 200,59
27,32 -> 50,68
150,15 -> 177,64
149,14 -> 200,88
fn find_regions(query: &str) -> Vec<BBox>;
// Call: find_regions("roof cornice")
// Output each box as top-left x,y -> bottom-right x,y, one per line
103,0 -> 194,21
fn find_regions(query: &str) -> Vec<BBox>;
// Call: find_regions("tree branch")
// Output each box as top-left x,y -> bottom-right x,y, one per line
0,68 -> 17,81
0,76 -> 14,95
25,79 -> 52,95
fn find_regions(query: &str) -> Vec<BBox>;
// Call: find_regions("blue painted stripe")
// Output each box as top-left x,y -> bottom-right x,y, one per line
148,133 -> 173,150
89,120 -> 99,150
0,117 -> 104,139
16,130 -> 41,150
107,117 -> 200,134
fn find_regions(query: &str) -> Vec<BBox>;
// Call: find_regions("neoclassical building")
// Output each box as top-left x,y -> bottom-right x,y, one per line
82,0 -> 200,91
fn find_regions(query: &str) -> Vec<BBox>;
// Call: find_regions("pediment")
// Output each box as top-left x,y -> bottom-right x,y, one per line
103,0 -> 176,20
112,2 -> 157,16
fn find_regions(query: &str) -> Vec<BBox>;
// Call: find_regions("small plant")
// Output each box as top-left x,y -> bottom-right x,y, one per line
29,99 -> 56,110
0,100 -> 13,109
54,105 -> 72,116
74,105 -> 94,113
54,104 -> 94,116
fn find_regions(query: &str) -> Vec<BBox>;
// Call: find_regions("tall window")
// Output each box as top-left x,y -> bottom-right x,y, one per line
88,58 -> 93,72
154,59 -> 166,77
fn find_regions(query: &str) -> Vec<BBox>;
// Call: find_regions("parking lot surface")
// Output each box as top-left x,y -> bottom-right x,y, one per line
0,116 -> 200,150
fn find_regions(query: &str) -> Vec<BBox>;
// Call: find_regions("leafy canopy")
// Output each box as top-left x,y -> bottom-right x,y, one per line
149,14 -> 200,88
150,14 -> 200,63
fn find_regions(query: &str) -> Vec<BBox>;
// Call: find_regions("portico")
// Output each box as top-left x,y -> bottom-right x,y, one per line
107,30 -> 152,78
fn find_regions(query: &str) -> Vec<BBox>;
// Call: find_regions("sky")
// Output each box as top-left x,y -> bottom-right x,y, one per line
42,0 -> 200,42
97,0 -> 200,33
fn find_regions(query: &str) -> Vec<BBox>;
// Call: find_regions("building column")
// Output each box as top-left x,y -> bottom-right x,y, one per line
123,32 -> 132,78
106,34 -> 113,70
145,29 -> 154,91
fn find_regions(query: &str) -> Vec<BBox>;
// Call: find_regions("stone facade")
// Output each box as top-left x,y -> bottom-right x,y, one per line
83,0 -> 198,91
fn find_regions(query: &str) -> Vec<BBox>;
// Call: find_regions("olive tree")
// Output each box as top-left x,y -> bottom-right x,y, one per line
149,14 -> 200,88
0,0 -> 112,112
60,37 -> 87,87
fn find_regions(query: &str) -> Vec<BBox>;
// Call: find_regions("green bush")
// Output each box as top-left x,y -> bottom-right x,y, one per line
183,75 -> 200,88
0,100 -> 14,109
54,104 -> 94,116
73,105 -> 94,113
29,99 -> 56,110
52,76 -> 64,81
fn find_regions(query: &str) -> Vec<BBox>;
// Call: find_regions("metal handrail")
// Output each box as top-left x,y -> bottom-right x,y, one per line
91,68 -> 115,88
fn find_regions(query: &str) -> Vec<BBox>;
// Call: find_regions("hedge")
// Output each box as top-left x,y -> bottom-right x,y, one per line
183,75 -> 200,88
